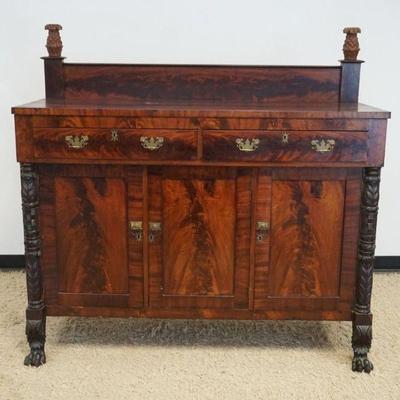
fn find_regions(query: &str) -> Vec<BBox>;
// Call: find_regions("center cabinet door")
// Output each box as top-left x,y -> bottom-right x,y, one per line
148,167 -> 253,309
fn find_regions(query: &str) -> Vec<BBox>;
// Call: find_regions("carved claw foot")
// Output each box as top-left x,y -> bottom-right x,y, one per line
24,346 -> 46,367
25,318 -> 46,367
352,351 -> 373,373
352,313 -> 373,373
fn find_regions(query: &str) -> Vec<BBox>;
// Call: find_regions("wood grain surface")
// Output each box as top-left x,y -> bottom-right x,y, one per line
55,176 -> 128,296
162,177 -> 235,296
268,180 -> 344,297
253,169 -> 272,309
62,65 -> 341,104
148,167 -> 252,309
30,115 -> 370,131
12,99 -> 390,119
127,167 -> 145,308
203,130 -> 367,163
33,128 -> 197,161
46,304 -> 352,321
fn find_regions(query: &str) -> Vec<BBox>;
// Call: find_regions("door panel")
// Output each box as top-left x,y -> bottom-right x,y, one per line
149,167 -> 252,309
254,168 -> 352,312
162,178 -> 235,296
55,177 -> 128,299
269,179 -> 344,297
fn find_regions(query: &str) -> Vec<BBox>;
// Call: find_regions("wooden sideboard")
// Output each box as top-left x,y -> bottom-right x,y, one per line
12,25 -> 390,373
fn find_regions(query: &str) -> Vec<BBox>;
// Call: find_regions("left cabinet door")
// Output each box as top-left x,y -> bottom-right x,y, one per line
39,166 -> 144,308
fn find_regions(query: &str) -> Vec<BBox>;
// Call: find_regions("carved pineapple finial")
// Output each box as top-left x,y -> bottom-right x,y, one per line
343,27 -> 361,61
45,24 -> 63,57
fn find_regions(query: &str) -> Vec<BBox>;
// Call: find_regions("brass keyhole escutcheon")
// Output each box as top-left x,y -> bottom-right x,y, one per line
129,221 -> 143,241
129,221 -> 161,242
110,129 -> 119,142
281,132 -> 289,144
256,221 -> 270,242
149,222 -> 161,242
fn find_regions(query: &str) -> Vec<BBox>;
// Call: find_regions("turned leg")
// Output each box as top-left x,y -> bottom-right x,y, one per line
352,167 -> 380,373
21,163 -> 46,366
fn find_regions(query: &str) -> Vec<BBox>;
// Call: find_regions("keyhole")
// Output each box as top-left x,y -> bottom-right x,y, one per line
135,232 -> 142,241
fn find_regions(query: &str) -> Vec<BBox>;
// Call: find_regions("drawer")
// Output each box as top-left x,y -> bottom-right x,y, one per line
203,130 -> 367,163
33,128 -> 198,160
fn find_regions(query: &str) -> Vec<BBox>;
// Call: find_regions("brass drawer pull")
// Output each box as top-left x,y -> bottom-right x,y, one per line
236,138 -> 260,152
256,221 -> 269,242
129,221 -> 143,241
311,139 -> 335,153
65,135 -> 89,149
140,136 -> 164,151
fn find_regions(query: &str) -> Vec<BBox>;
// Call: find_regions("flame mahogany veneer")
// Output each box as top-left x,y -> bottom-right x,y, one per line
12,25 -> 390,373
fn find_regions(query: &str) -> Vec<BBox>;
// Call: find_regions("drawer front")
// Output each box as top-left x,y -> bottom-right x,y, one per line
203,130 -> 367,163
33,128 -> 198,160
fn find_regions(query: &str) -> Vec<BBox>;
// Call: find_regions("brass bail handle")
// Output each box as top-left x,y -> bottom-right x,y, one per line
65,135 -> 89,149
236,138 -> 260,152
140,136 -> 164,151
311,139 -> 335,153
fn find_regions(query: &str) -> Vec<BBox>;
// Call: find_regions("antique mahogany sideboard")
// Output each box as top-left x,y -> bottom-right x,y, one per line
12,25 -> 390,372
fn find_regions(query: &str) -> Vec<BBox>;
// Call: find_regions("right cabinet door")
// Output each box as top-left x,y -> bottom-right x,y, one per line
254,168 -> 361,316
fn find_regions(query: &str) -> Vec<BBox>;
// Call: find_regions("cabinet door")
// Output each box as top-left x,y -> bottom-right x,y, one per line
39,166 -> 144,308
254,168 -> 360,315
148,167 -> 252,309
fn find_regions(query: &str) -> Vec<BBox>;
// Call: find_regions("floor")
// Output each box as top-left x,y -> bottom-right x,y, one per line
1,269 -> 399,400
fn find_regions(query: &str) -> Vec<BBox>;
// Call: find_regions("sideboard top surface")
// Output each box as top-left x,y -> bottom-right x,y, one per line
12,99 -> 390,119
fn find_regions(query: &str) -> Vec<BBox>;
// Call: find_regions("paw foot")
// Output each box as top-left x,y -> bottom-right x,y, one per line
24,348 -> 46,367
352,353 -> 373,373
